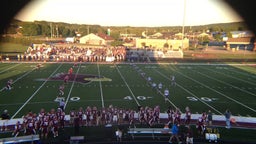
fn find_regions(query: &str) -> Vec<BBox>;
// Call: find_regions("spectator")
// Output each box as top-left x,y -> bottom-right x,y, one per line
74,114 -> 80,136
168,122 -> 181,144
115,128 -> 123,142
1,110 -> 10,120
1,110 -> 10,131
186,126 -> 193,144
59,99 -> 65,111
225,109 -> 231,129
207,110 -> 213,126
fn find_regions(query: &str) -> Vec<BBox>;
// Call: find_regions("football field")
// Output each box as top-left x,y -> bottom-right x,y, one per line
1,62 -> 256,119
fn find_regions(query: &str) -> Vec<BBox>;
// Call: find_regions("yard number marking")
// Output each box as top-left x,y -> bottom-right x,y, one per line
187,97 -> 218,102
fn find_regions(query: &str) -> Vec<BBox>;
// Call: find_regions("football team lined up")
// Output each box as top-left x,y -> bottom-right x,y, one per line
10,105 -> 212,139
131,63 -> 176,103
13,108 -> 65,139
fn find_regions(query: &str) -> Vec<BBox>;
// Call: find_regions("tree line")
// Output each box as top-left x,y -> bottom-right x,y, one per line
4,19 -> 249,38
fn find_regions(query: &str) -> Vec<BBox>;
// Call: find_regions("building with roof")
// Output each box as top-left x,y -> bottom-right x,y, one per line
225,37 -> 255,51
79,33 -> 114,46
135,38 -> 189,50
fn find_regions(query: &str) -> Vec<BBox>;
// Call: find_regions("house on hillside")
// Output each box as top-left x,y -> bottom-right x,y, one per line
225,37 -> 255,51
79,33 -> 114,46
225,30 -> 255,51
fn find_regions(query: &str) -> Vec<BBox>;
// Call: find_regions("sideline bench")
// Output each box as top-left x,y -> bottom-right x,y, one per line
0,135 -> 39,144
127,128 -> 171,140
70,136 -> 85,144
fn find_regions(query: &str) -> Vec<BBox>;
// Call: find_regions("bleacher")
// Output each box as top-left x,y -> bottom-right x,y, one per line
70,136 -> 85,144
127,127 -> 171,140
0,135 -> 39,144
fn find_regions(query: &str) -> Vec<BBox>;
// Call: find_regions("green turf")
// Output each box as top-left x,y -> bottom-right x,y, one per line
0,62 -> 256,143
0,62 -> 256,117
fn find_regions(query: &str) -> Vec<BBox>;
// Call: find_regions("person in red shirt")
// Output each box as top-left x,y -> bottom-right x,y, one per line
184,106 -> 191,126
64,75 -> 69,84
196,117 -> 205,136
68,67 -> 73,76
12,121 -> 22,137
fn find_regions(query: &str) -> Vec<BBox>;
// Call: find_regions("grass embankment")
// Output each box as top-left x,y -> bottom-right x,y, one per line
0,43 -> 27,53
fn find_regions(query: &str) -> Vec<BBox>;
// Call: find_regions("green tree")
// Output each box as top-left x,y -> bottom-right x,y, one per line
20,23 -> 41,36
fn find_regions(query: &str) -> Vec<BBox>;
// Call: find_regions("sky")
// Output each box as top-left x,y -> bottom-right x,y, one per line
14,0 -> 243,27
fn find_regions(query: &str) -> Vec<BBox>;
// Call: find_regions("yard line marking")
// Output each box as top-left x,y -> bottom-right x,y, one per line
0,63 -> 21,74
11,64 -> 63,119
155,69 -> 223,115
204,66 -> 256,86
97,63 -> 105,108
115,64 -> 140,106
0,64 -> 38,92
196,70 -> 256,97
175,68 -> 256,113
64,63 -> 81,110
226,66 -> 256,80
231,65 -> 256,78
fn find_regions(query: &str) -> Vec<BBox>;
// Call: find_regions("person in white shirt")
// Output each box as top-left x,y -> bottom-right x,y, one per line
152,82 -> 157,90
59,99 -> 65,111
164,88 -> 169,103
171,75 -> 176,86
158,82 -> 163,90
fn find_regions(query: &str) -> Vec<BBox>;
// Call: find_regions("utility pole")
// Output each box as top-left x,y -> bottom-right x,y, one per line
181,0 -> 187,50
56,25 -> 59,38
50,23 -> 53,39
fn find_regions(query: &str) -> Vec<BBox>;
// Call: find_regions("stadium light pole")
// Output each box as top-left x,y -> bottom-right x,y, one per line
181,0 -> 187,50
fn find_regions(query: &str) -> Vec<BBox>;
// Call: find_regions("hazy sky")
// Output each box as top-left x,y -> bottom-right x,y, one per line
15,0 -> 243,27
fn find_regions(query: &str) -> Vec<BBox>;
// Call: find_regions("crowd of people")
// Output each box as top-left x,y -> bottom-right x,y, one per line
14,43 -> 176,62
17,44 -> 128,62
0,103 -> 222,142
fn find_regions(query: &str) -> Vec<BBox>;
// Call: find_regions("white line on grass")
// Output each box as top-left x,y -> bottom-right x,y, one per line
203,66 -> 256,86
224,66 -> 256,79
64,64 -> 81,110
196,70 -> 256,97
11,64 -> 63,119
176,69 -> 256,113
0,64 -> 39,92
0,63 -> 21,74
137,64 -> 179,110
155,69 -> 223,115
97,63 -> 105,108
115,64 -> 140,106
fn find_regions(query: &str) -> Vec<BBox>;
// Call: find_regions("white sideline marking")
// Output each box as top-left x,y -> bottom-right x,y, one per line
0,63 -> 21,74
11,64 -> 63,119
115,64 -> 140,106
97,63 -> 105,108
